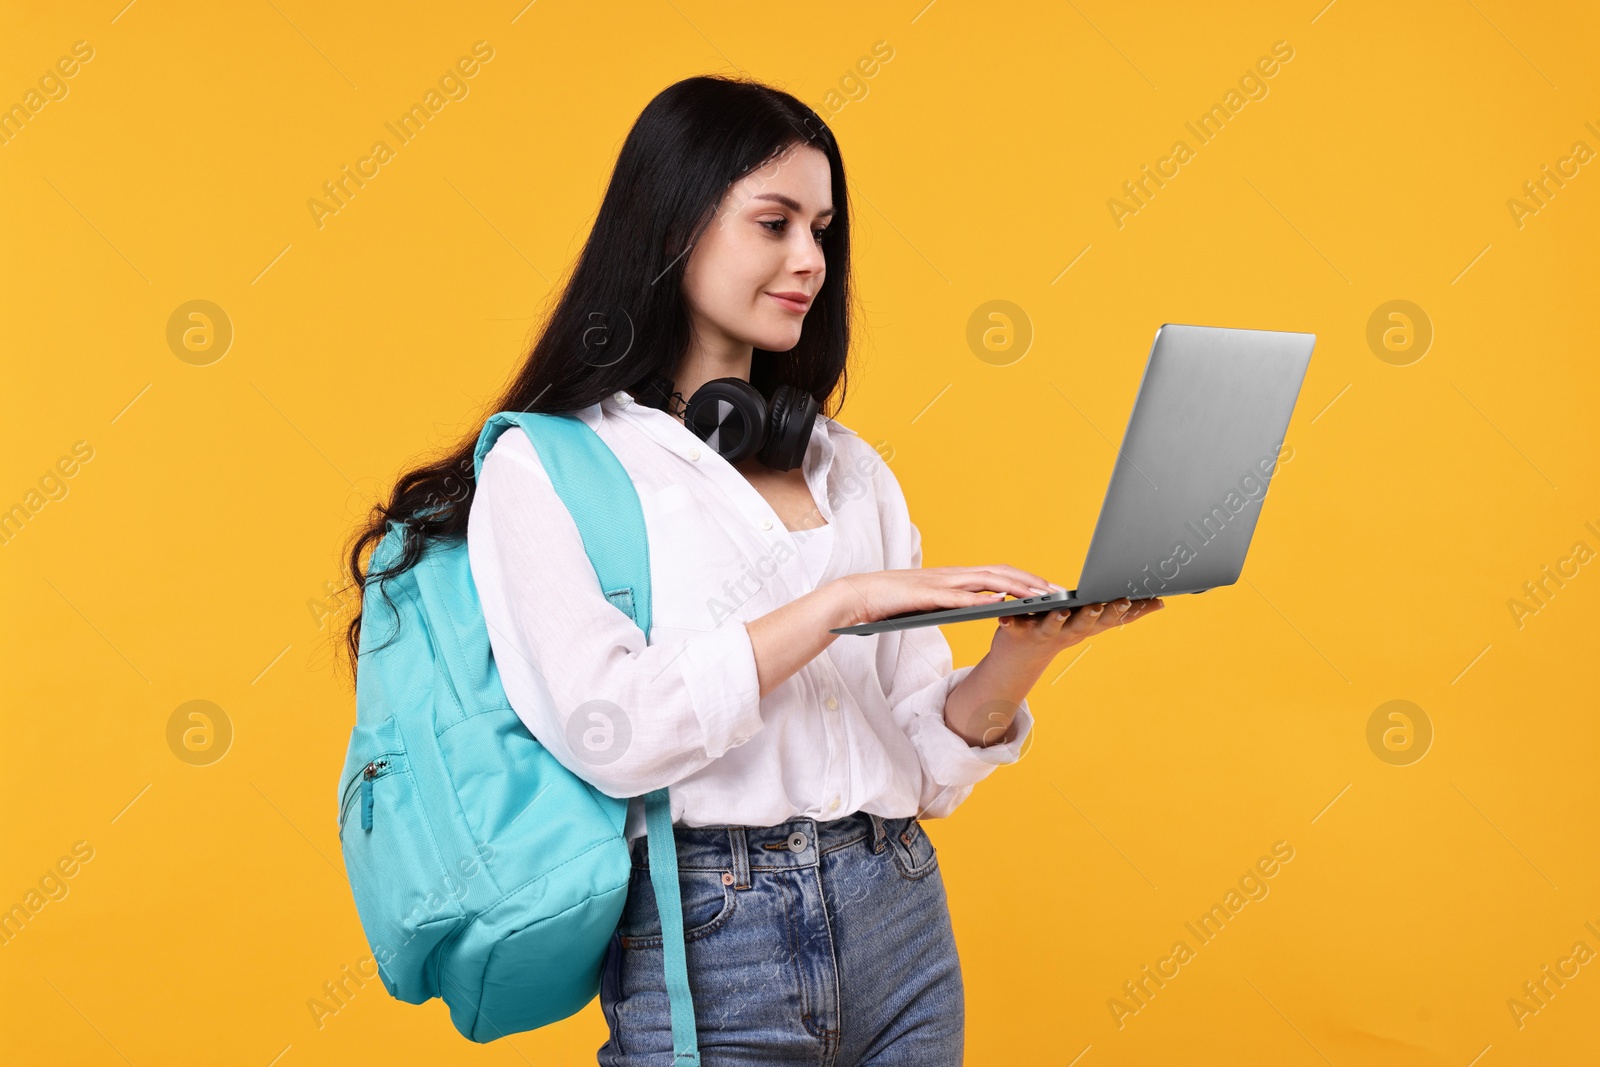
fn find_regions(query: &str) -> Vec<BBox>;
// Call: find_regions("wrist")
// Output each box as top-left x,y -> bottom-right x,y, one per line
989,626 -> 1058,672
821,578 -> 868,629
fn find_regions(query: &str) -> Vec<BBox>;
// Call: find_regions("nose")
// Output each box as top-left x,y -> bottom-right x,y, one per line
789,231 -> 826,276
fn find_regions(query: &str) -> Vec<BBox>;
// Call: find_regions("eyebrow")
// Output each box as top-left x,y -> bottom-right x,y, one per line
749,192 -> 835,219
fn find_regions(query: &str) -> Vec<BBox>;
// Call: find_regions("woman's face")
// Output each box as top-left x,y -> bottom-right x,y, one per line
681,143 -> 833,356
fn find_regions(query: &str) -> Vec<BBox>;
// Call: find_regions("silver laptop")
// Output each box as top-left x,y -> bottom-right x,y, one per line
830,323 -> 1316,635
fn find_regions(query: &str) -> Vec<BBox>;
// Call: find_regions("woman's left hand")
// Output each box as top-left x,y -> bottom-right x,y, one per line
993,596 -> 1164,658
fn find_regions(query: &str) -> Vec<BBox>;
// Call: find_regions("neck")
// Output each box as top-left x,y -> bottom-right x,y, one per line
669,325 -> 754,419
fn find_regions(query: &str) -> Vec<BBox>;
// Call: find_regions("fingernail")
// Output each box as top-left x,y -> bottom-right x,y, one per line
1030,586 -> 1052,595
1089,605 -> 1103,615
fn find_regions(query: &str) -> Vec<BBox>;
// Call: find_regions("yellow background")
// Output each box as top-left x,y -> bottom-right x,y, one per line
3,1 -> 1596,1063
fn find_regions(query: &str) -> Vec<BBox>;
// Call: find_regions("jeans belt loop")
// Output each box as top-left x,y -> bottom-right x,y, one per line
868,813 -> 887,854
728,826 -> 750,889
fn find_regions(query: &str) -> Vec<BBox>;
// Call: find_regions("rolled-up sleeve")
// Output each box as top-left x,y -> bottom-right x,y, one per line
465,429 -> 765,799
874,467 -> 1034,815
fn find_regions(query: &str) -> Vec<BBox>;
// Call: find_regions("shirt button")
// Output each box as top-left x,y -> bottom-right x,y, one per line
688,447 -> 701,461
614,391 -> 631,405
761,519 -> 773,530
787,831 -> 808,853
825,695 -> 839,711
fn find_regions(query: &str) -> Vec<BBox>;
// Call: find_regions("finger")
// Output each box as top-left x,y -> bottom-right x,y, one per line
1013,607 -> 1070,633
1119,598 -> 1164,624
1002,606 -> 1057,630
1104,597 -> 1137,629
985,563 -> 1062,595
953,565 -> 1063,598
917,571 -> 1012,606
1105,597 -> 1160,629
934,563 -> 1056,598
865,572 -> 1010,614
1062,601 -> 1106,638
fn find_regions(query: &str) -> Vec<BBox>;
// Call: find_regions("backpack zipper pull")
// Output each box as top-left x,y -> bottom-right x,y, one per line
360,759 -> 388,831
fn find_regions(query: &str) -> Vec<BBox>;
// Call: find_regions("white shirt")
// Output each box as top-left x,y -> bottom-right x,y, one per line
465,389 -> 1034,841
793,520 -> 834,586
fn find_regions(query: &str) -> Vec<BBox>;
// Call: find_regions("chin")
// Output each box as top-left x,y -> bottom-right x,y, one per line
748,324 -> 805,352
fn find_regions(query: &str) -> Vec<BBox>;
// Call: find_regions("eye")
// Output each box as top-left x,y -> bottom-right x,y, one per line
759,218 -> 830,245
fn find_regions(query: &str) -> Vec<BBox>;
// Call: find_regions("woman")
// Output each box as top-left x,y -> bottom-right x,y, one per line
343,74 -> 1160,1065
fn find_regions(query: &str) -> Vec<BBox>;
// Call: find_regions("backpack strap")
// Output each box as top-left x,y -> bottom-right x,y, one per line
474,410 -> 701,1065
642,792 -> 701,1065
473,411 -> 654,626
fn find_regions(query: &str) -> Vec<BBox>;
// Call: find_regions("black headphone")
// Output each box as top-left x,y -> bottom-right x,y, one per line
637,373 -> 819,471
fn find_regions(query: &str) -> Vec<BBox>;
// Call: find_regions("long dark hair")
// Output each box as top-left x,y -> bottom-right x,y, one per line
335,74 -> 856,683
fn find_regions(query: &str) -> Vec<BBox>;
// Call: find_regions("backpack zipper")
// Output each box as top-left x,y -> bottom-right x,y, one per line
340,757 -> 395,831
360,760 -> 390,830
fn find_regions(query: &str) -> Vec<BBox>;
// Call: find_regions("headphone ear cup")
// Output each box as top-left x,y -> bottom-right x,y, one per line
683,377 -> 769,465
758,384 -> 819,472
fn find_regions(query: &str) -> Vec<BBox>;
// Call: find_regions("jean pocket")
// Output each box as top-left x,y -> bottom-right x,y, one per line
888,817 -> 939,880
618,865 -> 738,948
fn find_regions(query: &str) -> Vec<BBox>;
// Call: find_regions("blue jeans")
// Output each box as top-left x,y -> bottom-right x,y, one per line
597,811 -> 965,1065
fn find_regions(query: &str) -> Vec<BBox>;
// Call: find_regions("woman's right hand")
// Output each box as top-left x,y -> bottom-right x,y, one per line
827,565 -> 1062,629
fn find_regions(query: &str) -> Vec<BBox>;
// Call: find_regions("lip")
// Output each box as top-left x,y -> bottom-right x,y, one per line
766,291 -> 811,313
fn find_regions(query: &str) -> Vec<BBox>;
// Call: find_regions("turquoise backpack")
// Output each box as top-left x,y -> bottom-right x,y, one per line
338,410 -> 701,1060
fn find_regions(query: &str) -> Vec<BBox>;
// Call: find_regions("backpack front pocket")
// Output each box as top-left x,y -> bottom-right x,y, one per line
338,715 -> 466,1003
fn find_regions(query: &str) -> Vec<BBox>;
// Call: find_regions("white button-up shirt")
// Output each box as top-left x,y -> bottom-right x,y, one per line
465,389 -> 1033,841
